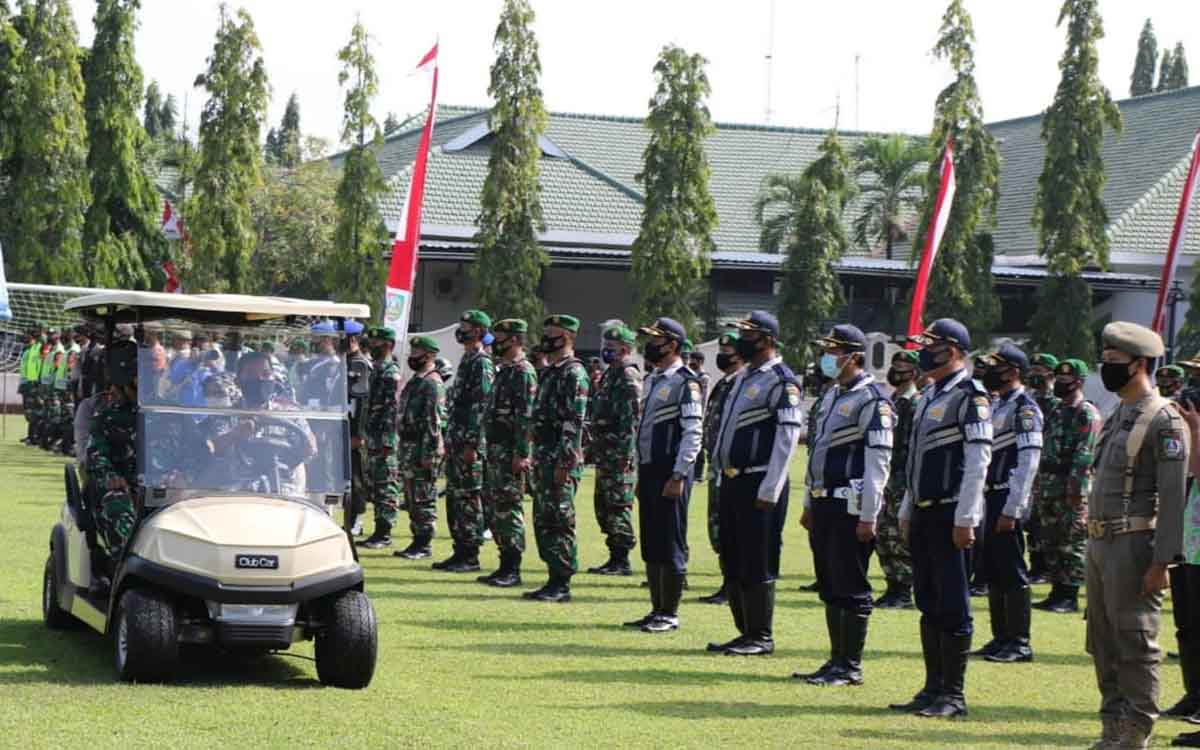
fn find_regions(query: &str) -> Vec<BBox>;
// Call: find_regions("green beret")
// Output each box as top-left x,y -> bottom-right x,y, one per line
892,350 -> 919,366
461,309 -> 492,328
1031,353 -> 1059,369
493,318 -> 528,335
603,326 -> 636,345
1102,321 -> 1164,359
1157,365 -> 1185,379
289,338 -> 309,352
543,314 -> 581,333
681,339 -> 694,354
718,331 -> 740,347
1056,358 -> 1089,378
409,334 -> 439,353
370,326 -> 397,344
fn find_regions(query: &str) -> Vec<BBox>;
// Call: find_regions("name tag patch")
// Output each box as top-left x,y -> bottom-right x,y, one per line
785,383 -> 801,406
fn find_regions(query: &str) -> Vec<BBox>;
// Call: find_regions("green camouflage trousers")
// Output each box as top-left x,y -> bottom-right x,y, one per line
533,461 -> 580,578
39,387 -> 58,437
445,441 -> 485,550
401,457 -> 439,540
98,489 -> 136,555
593,461 -> 635,553
56,390 -> 73,440
1039,492 -> 1087,587
484,448 -> 526,554
877,488 -> 913,585
370,451 -> 401,528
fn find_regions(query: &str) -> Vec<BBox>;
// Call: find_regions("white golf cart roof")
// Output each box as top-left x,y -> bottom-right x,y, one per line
64,291 -> 370,327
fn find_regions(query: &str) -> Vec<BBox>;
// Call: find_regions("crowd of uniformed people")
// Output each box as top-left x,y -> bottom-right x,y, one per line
16,306 -> 1200,749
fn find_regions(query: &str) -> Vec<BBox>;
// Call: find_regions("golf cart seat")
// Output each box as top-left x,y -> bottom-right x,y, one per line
64,464 -> 93,534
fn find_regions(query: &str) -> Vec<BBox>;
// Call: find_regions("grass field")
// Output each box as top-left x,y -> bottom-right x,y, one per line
0,415 -> 1183,749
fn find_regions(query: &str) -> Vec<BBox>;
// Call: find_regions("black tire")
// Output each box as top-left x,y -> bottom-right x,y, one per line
314,590 -> 377,689
114,588 -> 179,683
43,556 -> 74,630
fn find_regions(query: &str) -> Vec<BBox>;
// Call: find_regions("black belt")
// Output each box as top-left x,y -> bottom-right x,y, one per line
914,497 -> 956,509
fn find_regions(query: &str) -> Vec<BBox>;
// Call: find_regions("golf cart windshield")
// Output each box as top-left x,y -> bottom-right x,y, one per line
136,322 -> 352,505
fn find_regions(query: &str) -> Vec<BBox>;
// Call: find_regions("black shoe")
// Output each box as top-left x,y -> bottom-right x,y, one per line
917,632 -> 969,718
1166,696 -> 1200,719
800,581 -> 820,592
968,584 -> 988,598
698,586 -> 728,605
642,615 -> 680,633
488,571 -> 522,588
724,638 -> 774,656
587,559 -> 614,574
532,578 -> 572,603
432,552 -> 462,571
522,582 -> 551,600
1047,596 -> 1079,614
477,569 -> 502,584
917,696 -> 968,718
985,642 -> 1033,663
807,663 -> 863,687
360,535 -> 392,550
1174,730 -> 1200,747
706,636 -> 745,653
394,544 -> 431,560
725,581 -> 775,656
875,583 -> 913,610
888,691 -> 938,713
624,612 -> 658,628
1032,583 -> 1063,610
791,660 -> 836,681
445,556 -> 482,573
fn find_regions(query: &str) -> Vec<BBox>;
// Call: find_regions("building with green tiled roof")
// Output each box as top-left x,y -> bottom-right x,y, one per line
333,86 -> 1200,352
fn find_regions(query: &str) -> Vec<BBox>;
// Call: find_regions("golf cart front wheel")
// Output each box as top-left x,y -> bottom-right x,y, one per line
43,556 -> 73,629
114,588 -> 179,683
315,590 -> 377,689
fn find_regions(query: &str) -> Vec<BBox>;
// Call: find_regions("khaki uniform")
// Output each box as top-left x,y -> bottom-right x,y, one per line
1086,394 -> 1189,735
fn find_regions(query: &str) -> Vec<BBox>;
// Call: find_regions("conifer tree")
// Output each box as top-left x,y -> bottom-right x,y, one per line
143,78 -> 162,137
1129,19 -> 1157,97
1157,48 -> 1174,92
1168,42 -> 1189,90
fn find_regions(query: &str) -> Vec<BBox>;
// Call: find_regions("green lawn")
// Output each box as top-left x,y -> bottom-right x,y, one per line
0,415 -> 1179,749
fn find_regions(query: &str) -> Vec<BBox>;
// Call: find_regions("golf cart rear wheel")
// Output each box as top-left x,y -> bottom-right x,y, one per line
43,556 -> 73,629
315,590 -> 377,689
114,588 -> 179,683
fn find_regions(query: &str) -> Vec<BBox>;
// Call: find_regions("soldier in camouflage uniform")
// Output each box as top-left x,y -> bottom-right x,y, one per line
523,314 -> 590,603
87,340 -> 140,572
1157,364 -> 1185,400
394,335 -> 448,560
477,319 -> 538,587
434,310 -> 495,573
697,332 -> 743,605
38,330 -> 64,450
1026,353 -> 1060,582
876,350 -> 919,609
360,327 -> 404,550
585,325 -> 642,577
1033,358 -> 1102,614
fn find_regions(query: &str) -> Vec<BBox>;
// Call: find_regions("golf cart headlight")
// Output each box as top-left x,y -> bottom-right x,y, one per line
206,602 -> 299,624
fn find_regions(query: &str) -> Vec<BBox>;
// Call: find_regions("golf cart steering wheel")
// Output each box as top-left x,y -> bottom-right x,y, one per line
237,416 -> 312,472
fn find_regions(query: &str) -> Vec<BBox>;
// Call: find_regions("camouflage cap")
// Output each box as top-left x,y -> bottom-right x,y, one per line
493,318 -> 528,335
1102,321 -> 1164,358
543,314 -> 581,333
1157,364 -> 1185,379
602,325 -> 636,346
409,334 -> 439,353
460,309 -> 492,328
1056,358 -> 1090,378
1031,353 -> 1060,370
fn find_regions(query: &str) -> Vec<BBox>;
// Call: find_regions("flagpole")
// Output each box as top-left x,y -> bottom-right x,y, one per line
906,140 -> 956,342
1151,129 -> 1200,336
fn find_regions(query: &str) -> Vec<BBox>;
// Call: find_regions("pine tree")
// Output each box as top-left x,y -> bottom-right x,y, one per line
1158,48 -> 1174,92
83,0 -> 164,289
275,91 -> 301,167
159,92 -> 176,136
143,78 -> 162,138
758,131 -> 854,368
330,19 -> 389,316
472,0 -> 550,329
628,44 -> 718,335
913,0 -> 1001,343
1129,18 -> 1157,96
7,0 -> 90,285
383,111 -> 403,135
1029,0 -> 1122,361
185,4 -> 269,293
263,127 -> 278,163
1169,42 -> 1189,89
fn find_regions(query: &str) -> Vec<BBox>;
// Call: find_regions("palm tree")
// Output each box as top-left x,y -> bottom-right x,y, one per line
752,173 -> 807,254
851,134 -> 931,259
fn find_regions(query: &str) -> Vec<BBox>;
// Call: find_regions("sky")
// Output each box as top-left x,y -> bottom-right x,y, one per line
66,0 -> 1200,149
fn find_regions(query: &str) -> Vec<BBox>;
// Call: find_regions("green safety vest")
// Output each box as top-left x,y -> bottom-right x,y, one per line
40,344 -> 62,386
20,345 -> 40,383
55,343 -> 79,389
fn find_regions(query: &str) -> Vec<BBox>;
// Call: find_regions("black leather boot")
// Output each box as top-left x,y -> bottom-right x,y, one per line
1032,583 -> 1063,610
432,547 -> 463,570
971,588 -> 1006,657
890,617 -> 942,712
487,550 -> 523,588
1165,636 -> 1200,718
626,564 -> 661,627
531,574 -> 572,602
988,587 -> 1034,663
358,521 -> 393,549
394,535 -> 432,559
725,581 -> 775,656
446,548 -> 482,573
604,548 -> 633,576
918,633 -> 969,718
707,580 -> 746,652
644,570 -> 684,633
809,607 -> 868,687
794,604 -> 840,680
1047,584 -> 1079,614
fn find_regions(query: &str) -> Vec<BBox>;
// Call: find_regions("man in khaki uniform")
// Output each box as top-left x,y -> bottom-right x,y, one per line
1087,322 -> 1190,750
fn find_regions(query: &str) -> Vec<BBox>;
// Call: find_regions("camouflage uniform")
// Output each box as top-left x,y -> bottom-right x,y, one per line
532,349 -> 590,580
879,384 -> 918,588
446,349 -> 495,556
590,353 -> 642,563
1037,395 -> 1102,588
398,369 -> 447,542
87,390 -> 138,557
484,354 -> 538,555
38,339 -> 63,447
367,356 -> 403,534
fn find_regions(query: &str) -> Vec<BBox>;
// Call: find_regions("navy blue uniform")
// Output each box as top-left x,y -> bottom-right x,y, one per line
981,388 -> 1042,592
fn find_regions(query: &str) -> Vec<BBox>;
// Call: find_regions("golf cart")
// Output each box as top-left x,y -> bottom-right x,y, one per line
43,291 -> 377,688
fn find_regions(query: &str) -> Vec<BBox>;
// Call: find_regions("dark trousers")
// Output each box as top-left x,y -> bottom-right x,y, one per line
717,473 -> 789,586
980,490 -> 1029,593
810,498 -> 874,615
637,463 -> 691,574
911,503 -> 973,637
1172,564 -> 1200,693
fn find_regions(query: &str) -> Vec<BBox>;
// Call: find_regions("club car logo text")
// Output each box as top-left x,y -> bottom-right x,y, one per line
235,554 -> 280,570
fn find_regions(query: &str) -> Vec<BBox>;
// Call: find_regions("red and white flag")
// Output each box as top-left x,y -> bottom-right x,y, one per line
1151,129 -> 1200,336
161,200 -> 183,241
907,140 -> 957,341
162,260 -> 181,294
384,42 -> 439,351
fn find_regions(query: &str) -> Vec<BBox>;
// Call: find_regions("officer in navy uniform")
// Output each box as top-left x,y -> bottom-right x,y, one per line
705,311 -> 803,656
971,343 -> 1042,665
792,324 -> 893,687
889,318 -> 993,719
622,318 -> 703,634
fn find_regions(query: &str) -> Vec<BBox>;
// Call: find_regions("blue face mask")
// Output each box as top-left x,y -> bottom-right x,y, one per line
601,347 -> 618,364
819,352 -> 841,379
919,347 -> 949,373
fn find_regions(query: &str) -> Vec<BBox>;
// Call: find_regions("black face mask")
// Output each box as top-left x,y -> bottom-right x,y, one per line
240,379 -> 273,407
715,353 -> 737,371
454,329 -> 474,344
493,337 -> 513,357
1028,373 -> 1046,390
643,342 -> 669,364
981,369 -> 1009,392
1053,380 -> 1079,399
541,335 -> 565,353
408,355 -> 428,372
887,368 -> 913,388
370,345 -> 387,360
1101,361 -> 1137,393
735,337 -> 760,361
